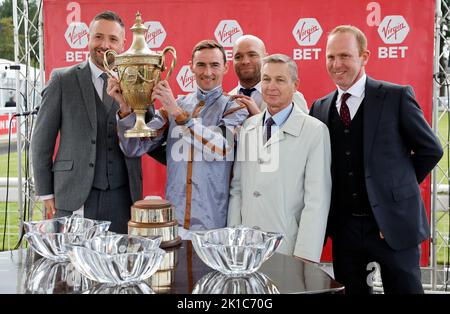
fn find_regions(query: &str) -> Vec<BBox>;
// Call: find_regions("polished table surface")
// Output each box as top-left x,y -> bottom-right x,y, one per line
0,241 -> 344,294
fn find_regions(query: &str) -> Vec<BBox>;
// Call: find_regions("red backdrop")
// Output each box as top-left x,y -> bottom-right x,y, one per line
0,114 -> 16,135
42,0 -> 436,264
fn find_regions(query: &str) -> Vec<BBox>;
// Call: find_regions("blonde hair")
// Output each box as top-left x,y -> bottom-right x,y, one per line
329,25 -> 368,55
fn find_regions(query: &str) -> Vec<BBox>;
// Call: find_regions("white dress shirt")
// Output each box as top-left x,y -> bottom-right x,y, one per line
335,74 -> 366,120
89,58 -> 111,101
237,81 -> 263,108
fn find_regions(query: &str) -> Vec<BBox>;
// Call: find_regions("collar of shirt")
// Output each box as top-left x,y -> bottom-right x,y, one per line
336,74 -> 366,119
237,81 -> 262,94
264,103 -> 293,128
89,58 -> 106,101
196,85 -> 223,106
237,81 -> 263,107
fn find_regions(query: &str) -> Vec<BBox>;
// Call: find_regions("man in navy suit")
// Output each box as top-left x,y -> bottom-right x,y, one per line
310,25 -> 443,294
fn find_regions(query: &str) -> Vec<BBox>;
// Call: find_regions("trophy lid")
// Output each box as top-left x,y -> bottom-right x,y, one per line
121,11 -> 160,57
133,199 -> 172,209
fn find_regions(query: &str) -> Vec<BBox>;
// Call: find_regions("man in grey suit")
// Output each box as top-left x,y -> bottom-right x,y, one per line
310,25 -> 443,293
229,35 -> 308,115
31,11 -> 142,233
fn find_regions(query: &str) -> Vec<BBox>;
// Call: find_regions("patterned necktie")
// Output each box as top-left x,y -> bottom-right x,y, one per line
240,87 -> 256,97
100,72 -> 113,110
264,117 -> 275,143
340,93 -> 351,127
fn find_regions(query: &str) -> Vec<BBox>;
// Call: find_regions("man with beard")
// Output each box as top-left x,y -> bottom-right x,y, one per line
229,35 -> 308,115
31,11 -> 142,233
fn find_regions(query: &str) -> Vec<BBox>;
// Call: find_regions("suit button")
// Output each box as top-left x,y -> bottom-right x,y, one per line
108,160 -> 113,164
108,147 -> 112,151
352,193 -> 358,198
89,163 -> 94,167
344,129 -> 350,134
345,150 -> 351,156
348,172 -> 354,176
253,191 -> 261,197
91,140 -> 96,144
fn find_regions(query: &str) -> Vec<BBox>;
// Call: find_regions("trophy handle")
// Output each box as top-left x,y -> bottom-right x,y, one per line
103,50 -> 119,80
160,46 -> 177,81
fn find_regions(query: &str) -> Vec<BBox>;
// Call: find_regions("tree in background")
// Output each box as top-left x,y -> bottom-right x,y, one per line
0,0 -> 13,18
0,17 -> 14,61
0,0 -> 39,65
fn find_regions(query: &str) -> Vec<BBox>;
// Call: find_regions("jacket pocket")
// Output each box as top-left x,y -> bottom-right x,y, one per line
392,182 -> 419,202
52,160 -> 74,172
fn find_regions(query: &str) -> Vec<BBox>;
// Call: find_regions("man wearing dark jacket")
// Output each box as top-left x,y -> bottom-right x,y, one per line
310,25 -> 443,294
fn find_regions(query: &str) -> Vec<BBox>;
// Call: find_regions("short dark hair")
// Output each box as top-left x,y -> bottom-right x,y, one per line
191,40 -> 227,64
89,11 -> 124,31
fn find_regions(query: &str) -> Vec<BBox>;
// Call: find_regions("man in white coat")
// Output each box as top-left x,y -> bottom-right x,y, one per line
229,35 -> 309,116
228,54 -> 331,263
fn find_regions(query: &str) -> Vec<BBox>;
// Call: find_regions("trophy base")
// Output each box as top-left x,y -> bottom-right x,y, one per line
125,127 -> 157,138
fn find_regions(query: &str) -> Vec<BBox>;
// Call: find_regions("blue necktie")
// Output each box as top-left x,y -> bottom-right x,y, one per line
264,117 -> 275,143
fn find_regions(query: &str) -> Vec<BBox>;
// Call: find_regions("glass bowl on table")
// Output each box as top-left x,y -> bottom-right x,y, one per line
25,257 -> 94,294
67,234 -> 165,285
191,225 -> 284,277
192,270 -> 280,294
23,215 -> 111,262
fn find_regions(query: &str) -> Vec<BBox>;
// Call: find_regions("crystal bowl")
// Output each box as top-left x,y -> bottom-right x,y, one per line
68,234 -> 165,285
24,216 -> 111,262
83,282 -> 155,294
191,226 -> 284,276
25,257 -> 94,294
192,271 -> 280,294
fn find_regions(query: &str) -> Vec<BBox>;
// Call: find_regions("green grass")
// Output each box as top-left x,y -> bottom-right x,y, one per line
0,151 -> 19,178
0,201 -> 44,250
437,111 -> 449,185
0,202 -> 19,249
436,213 -> 450,265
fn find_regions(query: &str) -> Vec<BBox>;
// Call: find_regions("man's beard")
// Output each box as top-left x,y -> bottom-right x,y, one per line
238,69 -> 260,86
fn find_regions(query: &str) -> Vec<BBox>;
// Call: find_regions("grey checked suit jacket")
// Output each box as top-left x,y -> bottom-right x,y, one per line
31,61 -> 142,212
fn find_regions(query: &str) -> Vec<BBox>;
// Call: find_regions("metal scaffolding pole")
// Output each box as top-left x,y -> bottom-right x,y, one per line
432,0 -> 450,293
432,0 -> 442,291
11,0 -> 45,249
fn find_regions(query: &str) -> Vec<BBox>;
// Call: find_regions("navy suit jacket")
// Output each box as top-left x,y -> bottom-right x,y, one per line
310,77 -> 443,250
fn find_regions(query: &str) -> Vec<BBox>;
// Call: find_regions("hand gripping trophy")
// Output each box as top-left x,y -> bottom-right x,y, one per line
104,12 -> 176,137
